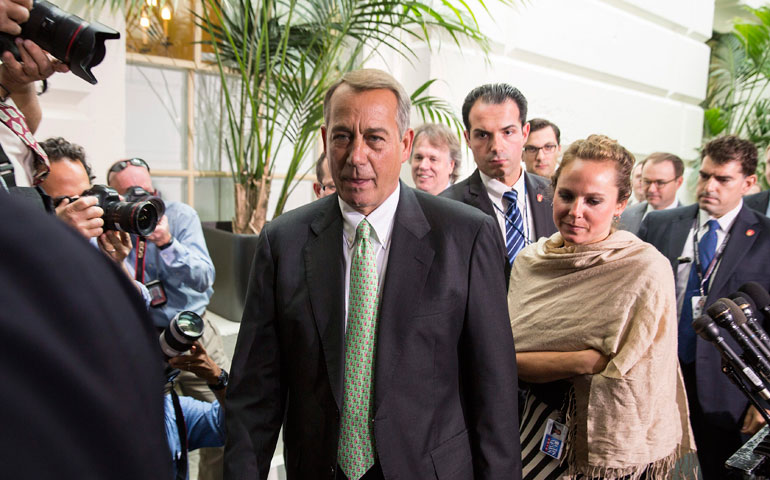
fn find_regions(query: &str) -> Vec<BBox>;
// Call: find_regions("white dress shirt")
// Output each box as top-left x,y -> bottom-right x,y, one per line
675,201 -> 743,315
339,183 -> 400,329
479,170 -> 535,245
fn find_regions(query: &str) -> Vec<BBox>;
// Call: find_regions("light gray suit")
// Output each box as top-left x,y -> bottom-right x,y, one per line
620,200 -> 682,235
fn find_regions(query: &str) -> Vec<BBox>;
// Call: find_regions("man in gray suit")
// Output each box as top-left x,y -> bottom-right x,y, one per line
620,152 -> 684,234
225,69 -> 521,480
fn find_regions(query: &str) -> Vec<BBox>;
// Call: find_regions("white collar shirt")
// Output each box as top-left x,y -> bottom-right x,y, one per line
675,200 -> 743,315
339,183 -> 400,330
479,170 -> 535,245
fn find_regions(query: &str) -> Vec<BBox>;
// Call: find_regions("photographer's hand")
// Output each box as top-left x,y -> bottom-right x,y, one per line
169,342 -> 226,402
98,231 -> 132,263
0,0 -> 31,35
56,196 -> 104,239
146,214 -> 172,247
0,39 -> 69,132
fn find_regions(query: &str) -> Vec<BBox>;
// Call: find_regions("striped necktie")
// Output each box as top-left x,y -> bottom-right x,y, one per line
503,189 -> 525,264
338,219 -> 379,480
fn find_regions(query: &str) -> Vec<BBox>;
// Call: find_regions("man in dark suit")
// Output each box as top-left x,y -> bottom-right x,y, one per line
620,152 -> 684,234
638,135 -> 770,479
442,84 -> 556,271
224,69 -> 521,480
0,189 -> 171,479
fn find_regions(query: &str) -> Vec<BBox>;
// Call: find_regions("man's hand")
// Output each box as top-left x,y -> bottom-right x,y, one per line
146,214 -> 172,247
1,38 -> 69,93
56,196 -> 104,239
168,342 -> 221,385
0,0 -> 31,36
742,405 -> 770,435
98,231 -> 132,263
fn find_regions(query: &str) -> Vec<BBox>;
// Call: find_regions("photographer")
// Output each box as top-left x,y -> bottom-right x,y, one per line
39,137 -> 135,265
166,341 -> 227,480
0,1 -> 68,192
108,158 -> 228,480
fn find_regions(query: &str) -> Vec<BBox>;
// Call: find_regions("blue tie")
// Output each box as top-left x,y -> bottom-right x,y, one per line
679,219 -> 720,363
502,190 -> 525,265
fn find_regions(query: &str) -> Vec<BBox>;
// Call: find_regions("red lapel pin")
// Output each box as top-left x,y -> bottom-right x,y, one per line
746,229 -> 756,237
536,193 -> 543,203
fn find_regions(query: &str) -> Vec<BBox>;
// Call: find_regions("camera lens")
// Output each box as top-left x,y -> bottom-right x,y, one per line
159,311 -> 205,358
104,200 -> 160,237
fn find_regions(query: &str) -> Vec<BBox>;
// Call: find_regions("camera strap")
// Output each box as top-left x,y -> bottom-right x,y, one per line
169,387 -> 188,480
134,236 -> 147,283
0,103 -> 50,185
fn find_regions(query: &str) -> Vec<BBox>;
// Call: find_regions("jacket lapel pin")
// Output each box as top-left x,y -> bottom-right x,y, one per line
746,229 -> 756,237
536,193 -> 543,203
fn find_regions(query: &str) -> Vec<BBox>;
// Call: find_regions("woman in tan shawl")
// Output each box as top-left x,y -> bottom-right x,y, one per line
510,135 -> 694,479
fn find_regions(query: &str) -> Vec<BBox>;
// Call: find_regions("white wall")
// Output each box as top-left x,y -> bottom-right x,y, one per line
390,0 -> 714,203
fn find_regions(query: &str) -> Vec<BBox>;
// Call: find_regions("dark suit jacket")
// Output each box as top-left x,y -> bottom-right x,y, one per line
442,169 -> 556,240
0,191 -> 171,479
225,184 -> 521,480
638,203 -> 770,429
745,190 -> 770,216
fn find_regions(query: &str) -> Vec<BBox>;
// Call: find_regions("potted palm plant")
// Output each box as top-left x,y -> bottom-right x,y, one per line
196,0 -> 504,320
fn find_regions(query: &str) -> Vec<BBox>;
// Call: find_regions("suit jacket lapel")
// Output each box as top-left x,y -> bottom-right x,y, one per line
664,205 -> 697,271
524,172 -> 552,238
466,169 -> 496,217
305,198 -> 346,410
374,185 -> 434,412
709,206 -> 761,300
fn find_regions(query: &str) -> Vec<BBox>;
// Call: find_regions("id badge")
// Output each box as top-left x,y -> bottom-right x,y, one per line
145,279 -> 168,308
540,418 -> 568,460
692,295 -> 705,319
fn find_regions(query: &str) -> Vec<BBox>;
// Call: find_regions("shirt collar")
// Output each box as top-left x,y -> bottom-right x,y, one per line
698,199 -> 743,233
339,183 -> 400,248
479,169 -> 526,204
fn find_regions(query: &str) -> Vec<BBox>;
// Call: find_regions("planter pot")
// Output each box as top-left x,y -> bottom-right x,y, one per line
202,221 -> 259,323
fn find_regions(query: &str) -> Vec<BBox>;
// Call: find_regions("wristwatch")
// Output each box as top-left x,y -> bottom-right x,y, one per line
208,368 -> 229,391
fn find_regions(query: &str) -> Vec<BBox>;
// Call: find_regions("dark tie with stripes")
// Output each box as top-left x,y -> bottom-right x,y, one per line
503,190 -> 525,265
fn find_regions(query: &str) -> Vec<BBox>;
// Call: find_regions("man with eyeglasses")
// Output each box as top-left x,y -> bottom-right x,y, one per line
107,157 -> 229,480
312,152 -> 336,199
638,135 -> 770,479
522,118 -> 561,179
620,152 -> 684,235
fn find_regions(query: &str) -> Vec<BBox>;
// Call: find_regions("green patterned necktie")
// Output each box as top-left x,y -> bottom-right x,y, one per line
338,219 -> 379,480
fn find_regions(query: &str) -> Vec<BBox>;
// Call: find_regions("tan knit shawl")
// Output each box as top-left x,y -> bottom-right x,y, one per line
509,230 -> 695,479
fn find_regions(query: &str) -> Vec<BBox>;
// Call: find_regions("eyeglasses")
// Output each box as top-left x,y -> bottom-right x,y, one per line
642,177 -> 678,188
523,144 -> 558,155
107,158 -> 151,178
321,183 -> 336,193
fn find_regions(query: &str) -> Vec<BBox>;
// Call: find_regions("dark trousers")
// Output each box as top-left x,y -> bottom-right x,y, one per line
681,362 -> 745,480
335,462 -> 384,480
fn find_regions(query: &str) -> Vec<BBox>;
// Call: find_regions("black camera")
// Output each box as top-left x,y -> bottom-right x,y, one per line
123,186 -> 165,219
82,184 -> 160,237
159,311 -> 205,359
0,0 -> 120,84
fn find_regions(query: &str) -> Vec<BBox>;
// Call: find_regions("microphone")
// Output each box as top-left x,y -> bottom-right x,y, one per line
739,282 -> 770,321
728,293 -> 770,359
707,299 -> 770,381
693,314 -> 770,400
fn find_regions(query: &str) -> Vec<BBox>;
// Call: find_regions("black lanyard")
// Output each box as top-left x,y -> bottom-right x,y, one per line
692,221 -> 730,296
134,236 -> 147,283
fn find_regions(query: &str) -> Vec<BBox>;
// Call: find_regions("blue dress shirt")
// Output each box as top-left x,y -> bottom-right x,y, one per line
125,201 -> 215,327
164,395 -> 225,479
